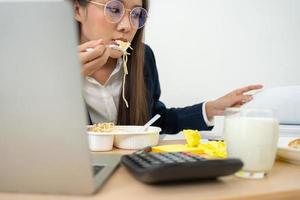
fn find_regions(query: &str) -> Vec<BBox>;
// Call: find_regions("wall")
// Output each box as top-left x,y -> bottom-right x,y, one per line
144,0 -> 300,138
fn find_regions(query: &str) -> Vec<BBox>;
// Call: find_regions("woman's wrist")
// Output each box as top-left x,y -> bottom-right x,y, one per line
205,100 -> 216,120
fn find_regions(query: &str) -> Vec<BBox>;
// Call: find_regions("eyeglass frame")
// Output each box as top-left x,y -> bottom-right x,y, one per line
87,0 -> 148,29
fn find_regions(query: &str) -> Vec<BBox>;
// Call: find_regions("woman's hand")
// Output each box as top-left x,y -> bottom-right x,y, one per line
205,84 -> 263,119
78,39 -> 110,76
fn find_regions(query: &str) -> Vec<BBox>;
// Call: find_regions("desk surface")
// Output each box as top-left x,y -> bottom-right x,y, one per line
1,140 -> 300,200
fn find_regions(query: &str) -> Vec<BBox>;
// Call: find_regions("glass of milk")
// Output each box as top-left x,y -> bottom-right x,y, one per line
223,108 -> 279,179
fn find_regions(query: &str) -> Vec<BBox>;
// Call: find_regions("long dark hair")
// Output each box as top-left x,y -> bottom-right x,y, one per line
75,0 -> 149,125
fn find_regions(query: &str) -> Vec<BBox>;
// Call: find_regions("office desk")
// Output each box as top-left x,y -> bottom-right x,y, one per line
1,140 -> 300,200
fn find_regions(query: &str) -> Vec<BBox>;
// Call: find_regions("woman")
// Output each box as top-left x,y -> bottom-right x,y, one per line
74,0 -> 262,134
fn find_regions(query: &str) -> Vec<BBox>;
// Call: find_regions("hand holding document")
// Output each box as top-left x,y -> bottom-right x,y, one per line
243,85 -> 300,125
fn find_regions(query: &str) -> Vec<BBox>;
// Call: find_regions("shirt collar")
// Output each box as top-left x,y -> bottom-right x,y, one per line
86,57 -> 123,85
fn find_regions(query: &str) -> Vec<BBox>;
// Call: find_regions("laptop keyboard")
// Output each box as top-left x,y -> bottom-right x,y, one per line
93,165 -> 104,176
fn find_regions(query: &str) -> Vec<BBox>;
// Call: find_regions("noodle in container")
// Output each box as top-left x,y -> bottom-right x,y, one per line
87,123 -> 115,152
87,124 -> 161,151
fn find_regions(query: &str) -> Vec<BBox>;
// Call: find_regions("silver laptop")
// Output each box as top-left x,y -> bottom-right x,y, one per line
0,0 -> 120,195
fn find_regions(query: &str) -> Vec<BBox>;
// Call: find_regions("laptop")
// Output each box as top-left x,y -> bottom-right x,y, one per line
0,0 -> 120,195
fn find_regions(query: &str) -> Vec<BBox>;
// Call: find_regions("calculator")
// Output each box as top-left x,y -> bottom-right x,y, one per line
121,151 -> 243,184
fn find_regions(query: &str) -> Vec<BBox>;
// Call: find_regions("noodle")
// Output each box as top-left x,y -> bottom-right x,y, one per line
89,122 -> 114,132
115,40 -> 133,108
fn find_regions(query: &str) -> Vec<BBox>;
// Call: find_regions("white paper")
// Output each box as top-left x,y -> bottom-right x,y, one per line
243,85 -> 300,125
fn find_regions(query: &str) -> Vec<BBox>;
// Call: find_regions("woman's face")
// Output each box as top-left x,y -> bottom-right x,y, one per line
75,0 -> 142,58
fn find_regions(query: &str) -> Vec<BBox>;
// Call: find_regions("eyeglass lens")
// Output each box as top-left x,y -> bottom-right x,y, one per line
104,0 -> 147,29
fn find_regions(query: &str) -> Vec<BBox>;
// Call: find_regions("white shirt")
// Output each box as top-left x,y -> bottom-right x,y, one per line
83,58 -> 123,124
83,58 -> 214,127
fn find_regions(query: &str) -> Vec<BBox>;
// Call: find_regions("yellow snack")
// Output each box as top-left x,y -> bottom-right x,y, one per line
183,129 -> 201,147
288,138 -> 300,149
151,129 -> 227,159
198,141 -> 227,159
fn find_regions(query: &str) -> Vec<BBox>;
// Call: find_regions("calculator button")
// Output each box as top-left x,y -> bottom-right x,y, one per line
142,156 -> 161,165
183,152 -> 207,161
130,155 -> 143,163
163,153 -> 186,163
175,153 -> 197,162
176,153 -> 196,161
150,153 -> 175,163
192,156 -> 206,161
139,162 -> 152,168
130,155 -> 152,168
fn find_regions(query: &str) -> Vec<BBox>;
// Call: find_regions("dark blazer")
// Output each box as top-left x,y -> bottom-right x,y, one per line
87,44 -> 213,134
144,45 -> 213,134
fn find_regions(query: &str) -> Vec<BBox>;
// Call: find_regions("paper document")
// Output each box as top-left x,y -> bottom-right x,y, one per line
243,85 -> 300,125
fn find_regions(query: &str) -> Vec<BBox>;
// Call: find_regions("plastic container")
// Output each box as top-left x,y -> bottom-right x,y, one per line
113,126 -> 161,150
87,126 -> 114,151
86,125 -> 161,151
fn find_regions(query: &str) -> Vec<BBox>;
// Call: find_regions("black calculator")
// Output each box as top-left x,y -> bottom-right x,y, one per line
121,151 -> 243,184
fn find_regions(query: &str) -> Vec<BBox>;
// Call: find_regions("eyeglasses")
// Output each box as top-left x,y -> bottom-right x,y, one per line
88,0 -> 148,29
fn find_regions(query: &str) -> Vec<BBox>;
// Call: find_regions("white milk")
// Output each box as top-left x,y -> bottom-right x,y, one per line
224,117 -> 279,172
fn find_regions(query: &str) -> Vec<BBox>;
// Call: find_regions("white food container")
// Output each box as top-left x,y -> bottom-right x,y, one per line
87,127 -> 114,151
113,126 -> 161,150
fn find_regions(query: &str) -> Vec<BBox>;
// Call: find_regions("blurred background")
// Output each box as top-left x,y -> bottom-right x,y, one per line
144,0 -> 300,138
